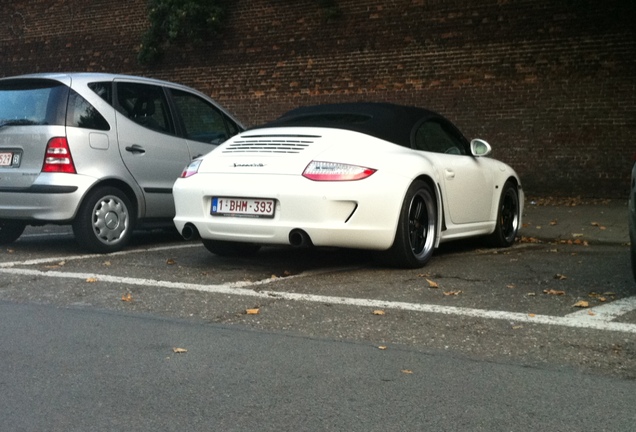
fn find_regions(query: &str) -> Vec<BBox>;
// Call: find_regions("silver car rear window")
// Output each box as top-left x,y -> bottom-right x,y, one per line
0,78 -> 68,127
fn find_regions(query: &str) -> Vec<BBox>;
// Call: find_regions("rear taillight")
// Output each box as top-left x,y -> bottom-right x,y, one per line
180,159 -> 202,178
302,161 -> 376,181
42,137 -> 76,174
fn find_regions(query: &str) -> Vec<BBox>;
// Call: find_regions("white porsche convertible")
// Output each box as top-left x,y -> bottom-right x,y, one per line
173,102 -> 523,268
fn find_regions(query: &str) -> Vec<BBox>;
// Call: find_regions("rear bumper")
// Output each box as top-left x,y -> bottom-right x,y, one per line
0,174 -> 95,222
173,172 -> 406,250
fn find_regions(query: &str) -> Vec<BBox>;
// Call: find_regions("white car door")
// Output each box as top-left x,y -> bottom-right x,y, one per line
415,120 -> 494,225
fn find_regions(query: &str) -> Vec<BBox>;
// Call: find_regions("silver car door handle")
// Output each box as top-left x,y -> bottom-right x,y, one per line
125,144 -> 146,154
445,169 -> 455,179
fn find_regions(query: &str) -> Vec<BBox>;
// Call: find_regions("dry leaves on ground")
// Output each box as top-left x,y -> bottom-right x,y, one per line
426,279 -> 439,288
544,289 -> 566,296
573,300 -> 590,308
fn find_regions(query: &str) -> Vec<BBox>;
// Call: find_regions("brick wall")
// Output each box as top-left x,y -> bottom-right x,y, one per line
1,0 -> 634,197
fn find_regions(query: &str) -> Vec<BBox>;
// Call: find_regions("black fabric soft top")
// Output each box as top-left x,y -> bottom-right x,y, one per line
254,102 -> 442,148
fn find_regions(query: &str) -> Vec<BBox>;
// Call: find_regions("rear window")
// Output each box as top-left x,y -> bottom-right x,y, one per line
0,78 -> 68,126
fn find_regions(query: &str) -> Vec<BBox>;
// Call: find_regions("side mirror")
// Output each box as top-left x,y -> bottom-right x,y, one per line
470,138 -> 492,157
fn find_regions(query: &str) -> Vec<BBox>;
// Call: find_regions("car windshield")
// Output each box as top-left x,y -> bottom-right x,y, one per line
0,79 -> 68,127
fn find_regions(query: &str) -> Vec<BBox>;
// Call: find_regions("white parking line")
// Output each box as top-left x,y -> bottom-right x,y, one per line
566,297 -> 636,322
2,245 -> 636,334
0,243 -> 201,268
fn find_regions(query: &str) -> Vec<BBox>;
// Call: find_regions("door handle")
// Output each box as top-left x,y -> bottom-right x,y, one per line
445,169 -> 455,179
125,144 -> 146,154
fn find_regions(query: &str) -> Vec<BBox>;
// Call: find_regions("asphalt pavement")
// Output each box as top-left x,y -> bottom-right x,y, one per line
521,198 -> 629,245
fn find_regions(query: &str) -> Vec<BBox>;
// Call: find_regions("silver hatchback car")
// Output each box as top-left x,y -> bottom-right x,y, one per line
0,73 -> 243,252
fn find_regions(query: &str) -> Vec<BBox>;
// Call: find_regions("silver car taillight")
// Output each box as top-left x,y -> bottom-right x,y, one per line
42,137 -> 76,174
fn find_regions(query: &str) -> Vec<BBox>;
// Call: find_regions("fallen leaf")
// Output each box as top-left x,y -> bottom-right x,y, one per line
520,236 -> 542,243
587,310 -> 596,316
173,347 -> 188,354
86,277 -> 98,283
543,289 -> 566,295
512,325 -> 523,330
443,290 -> 462,296
527,292 -> 536,296
373,310 -> 386,316
573,300 -> 590,308
103,261 -> 111,266
549,219 -> 558,226
507,284 -> 516,289
528,313 -> 536,317
166,258 -> 176,265
401,369 -> 413,374
554,274 -> 567,280
246,308 -> 260,315
378,346 -> 387,350
426,279 -> 439,288
121,293 -> 133,302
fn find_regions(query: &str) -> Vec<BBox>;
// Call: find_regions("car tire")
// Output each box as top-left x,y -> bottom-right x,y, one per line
202,239 -> 261,257
381,180 -> 437,268
0,220 -> 26,245
72,186 -> 135,253
487,180 -> 520,247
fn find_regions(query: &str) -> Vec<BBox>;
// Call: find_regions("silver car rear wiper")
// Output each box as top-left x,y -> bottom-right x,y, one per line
0,119 -> 41,129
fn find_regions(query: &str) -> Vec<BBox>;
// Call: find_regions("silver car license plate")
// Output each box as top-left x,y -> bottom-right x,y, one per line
211,197 -> 275,218
0,152 -> 13,166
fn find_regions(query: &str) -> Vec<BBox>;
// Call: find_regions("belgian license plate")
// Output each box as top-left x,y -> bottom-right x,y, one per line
211,197 -> 275,218
0,152 -> 12,166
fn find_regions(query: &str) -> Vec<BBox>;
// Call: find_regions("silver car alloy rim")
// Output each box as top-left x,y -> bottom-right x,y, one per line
91,195 -> 129,244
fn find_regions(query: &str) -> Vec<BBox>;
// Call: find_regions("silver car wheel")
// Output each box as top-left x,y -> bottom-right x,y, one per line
91,195 -> 129,244
73,186 -> 135,253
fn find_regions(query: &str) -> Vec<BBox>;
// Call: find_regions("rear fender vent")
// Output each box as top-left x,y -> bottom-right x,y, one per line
222,135 -> 319,154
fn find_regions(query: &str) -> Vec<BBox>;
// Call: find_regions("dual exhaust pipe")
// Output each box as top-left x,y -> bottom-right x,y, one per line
181,224 -> 313,248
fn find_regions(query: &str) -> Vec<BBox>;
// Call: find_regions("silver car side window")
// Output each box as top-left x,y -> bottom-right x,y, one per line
170,89 -> 234,145
115,82 -> 174,134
